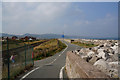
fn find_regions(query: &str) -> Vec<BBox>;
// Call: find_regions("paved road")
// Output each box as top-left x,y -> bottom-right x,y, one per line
20,40 -> 81,79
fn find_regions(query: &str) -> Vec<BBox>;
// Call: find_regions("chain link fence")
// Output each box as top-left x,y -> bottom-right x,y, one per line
2,38 -> 34,80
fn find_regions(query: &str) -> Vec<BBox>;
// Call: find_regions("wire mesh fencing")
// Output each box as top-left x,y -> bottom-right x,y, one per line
2,38 -> 34,80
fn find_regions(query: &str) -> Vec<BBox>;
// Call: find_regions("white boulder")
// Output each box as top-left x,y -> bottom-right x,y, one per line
80,48 -> 90,55
87,51 -> 95,57
93,59 -> 109,72
108,69 -> 118,78
111,45 -> 118,52
108,62 -> 118,69
81,55 -> 88,60
97,49 -> 104,53
92,46 -> 99,51
89,55 -> 98,64
97,51 -> 106,60
104,43 -> 108,47
115,43 -> 118,46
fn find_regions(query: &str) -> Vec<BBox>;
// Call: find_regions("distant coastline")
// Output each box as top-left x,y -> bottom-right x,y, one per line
0,33 -> 119,40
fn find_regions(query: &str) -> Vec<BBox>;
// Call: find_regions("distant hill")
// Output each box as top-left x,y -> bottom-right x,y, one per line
20,33 -> 83,39
0,33 -> 20,37
0,33 -> 84,39
0,33 -> 118,40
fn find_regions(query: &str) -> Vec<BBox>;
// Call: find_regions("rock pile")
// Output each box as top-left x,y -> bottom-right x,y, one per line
72,40 -> 119,78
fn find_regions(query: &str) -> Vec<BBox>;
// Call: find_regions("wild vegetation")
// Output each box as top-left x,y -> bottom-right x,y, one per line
71,41 -> 98,48
33,39 -> 66,60
24,40 -> 46,44
2,39 -> 46,51
2,63 -> 33,80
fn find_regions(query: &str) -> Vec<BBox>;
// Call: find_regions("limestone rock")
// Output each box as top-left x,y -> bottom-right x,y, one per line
108,69 -> 118,78
97,51 -> 106,60
97,49 -> 104,54
108,62 -> 118,69
93,59 -> 109,72
89,55 -> 98,64
72,39 -> 119,78
87,51 -> 95,57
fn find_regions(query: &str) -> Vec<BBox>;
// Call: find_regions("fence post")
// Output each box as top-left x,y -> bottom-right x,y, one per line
7,37 -> 10,80
24,44 -> 26,68
57,40 -> 60,48
32,46 -> 34,66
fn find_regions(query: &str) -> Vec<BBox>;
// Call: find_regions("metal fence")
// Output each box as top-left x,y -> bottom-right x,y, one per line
2,38 -> 34,80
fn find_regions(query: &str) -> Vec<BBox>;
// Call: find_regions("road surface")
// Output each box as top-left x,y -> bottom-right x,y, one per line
20,40 -> 81,79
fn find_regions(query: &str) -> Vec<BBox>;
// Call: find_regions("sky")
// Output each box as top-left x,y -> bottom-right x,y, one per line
2,0 -> 120,2
2,2 -> 118,38
0,2 -> 1,34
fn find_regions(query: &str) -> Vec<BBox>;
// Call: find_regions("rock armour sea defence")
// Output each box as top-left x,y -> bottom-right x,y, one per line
71,39 -> 119,78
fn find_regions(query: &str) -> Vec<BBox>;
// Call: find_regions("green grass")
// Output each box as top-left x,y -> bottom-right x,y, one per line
33,39 -> 66,60
72,41 -> 98,48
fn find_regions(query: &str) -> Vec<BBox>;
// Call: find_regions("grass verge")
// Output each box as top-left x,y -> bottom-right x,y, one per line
33,39 -> 66,60
71,41 -> 98,48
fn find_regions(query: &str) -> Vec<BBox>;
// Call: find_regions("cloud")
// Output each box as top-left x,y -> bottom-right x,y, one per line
2,2 -> 118,38
2,0 -> 120,2
74,20 -> 90,26
0,2 -> 1,34
2,2 -> 70,34
3,2 -> 70,21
